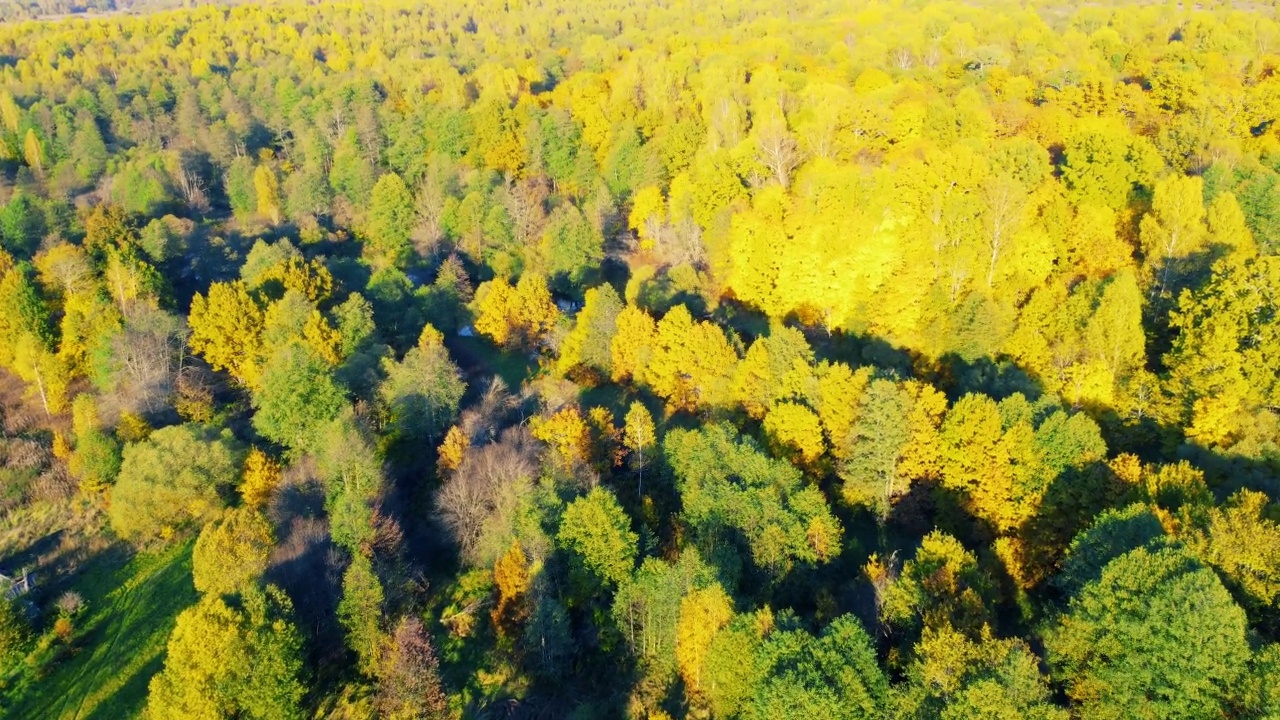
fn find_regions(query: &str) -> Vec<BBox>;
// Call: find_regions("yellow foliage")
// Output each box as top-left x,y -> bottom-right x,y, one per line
763,401 -> 826,465
116,412 -> 153,443
188,281 -> 266,387
609,305 -> 657,384
531,405 -> 591,469
302,311 -> 342,366
240,448 -> 282,509
474,275 -> 559,348
437,425 -> 469,474
675,584 -> 734,696
491,541 -> 531,635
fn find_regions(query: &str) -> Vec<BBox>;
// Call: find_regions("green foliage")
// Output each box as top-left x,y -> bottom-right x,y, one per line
147,585 -> 306,720
338,554 -> 386,676
378,330 -> 466,447
367,172 -> 415,266
558,283 -> 622,377
744,615 -> 888,720
1055,503 -> 1165,596
252,345 -> 347,454
0,596 -> 28,666
664,424 -> 842,577
557,487 -> 638,588
0,193 -> 45,258
1047,544 -> 1251,720
109,424 -> 243,542
897,628 -> 1066,720
540,203 -> 604,293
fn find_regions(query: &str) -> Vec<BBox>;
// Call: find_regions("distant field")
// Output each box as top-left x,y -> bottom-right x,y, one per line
1,541 -> 195,720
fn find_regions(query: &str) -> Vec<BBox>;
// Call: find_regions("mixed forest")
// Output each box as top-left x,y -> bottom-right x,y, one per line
2,0 -> 1280,717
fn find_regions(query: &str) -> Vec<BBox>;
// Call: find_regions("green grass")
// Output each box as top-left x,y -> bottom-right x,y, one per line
1,540 -> 197,720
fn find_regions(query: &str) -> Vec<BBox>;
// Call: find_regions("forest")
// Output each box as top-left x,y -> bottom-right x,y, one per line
0,0 -> 1279,717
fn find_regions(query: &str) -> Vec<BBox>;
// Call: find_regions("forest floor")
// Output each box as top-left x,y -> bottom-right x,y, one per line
0,540 -> 196,720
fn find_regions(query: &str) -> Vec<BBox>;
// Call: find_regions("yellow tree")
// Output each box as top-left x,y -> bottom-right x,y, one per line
676,584 -> 734,699
239,448 -> 282,508
763,401 -> 826,466
531,405 -> 591,470
610,305 -> 657,384
623,401 -> 656,494
254,163 -> 282,225
188,280 -> 267,387
1140,174 -> 1206,299
192,507 -> 274,596
492,541 -> 531,636
436,425 -> 469,474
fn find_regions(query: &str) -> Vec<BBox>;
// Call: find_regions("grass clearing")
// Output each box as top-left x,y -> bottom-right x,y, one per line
1,540 -> 196,720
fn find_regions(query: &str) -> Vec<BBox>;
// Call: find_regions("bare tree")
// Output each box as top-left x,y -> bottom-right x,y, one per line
982,174 -> 1028,288
168,150 -> 211,213
435,426 -> 537,563
412,177 -> 448,258
757,123 -> 801,190
107,306 -> 188,415
501,174 -> 549,247
376,616 -> 448,719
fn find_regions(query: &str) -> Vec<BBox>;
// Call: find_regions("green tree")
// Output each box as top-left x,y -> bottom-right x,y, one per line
665,424 -> 842,575
744,615 -> 888,720
557,283 -> 622,378
1047,544 -> 1251,720
0,596 -> 28,666
338,553 -> 385,675
897,627 -> 1066,720
109,424 -> 243,543
252,345 -> 346,454
378,326 -> 466,448
557,487 -> 638,588
540,203 -> 604,292
367,172 -> 415,267
147,585 -> 306,720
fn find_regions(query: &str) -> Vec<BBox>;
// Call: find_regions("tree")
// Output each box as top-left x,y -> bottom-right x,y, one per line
379,325 -> 466,447
676,583 -> 734,698
744,615 -> 888,720
240,448 -> 283,508
492,541 -> 532,635
375,616 -> 448,720
623,401 -> 656,494
1047,544 -> 1251,720
762,401 -> 825,466
557,283 -> 622,378
367,172 -> 415,267
338,553 -> 385,675
192,507 -> 275,596
1140,174 -> 1207,300
1190,490 -> 1280,630
531,405 -> 592,470
147,585 -> 306,720
0,596 -> 28,666
254,163 -> 282,224
252,345 -> 346,454
878,532 -> 990,643
540,203 -> 603,292
840,378 -> 911,518
188,280 -> 266,387
610,304 -> 657,383
473,274 -> 558,348
109,424 -> 243,543
665,424 -> 842,575
898,627 -> 1066,720
557,487 -> 638,588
